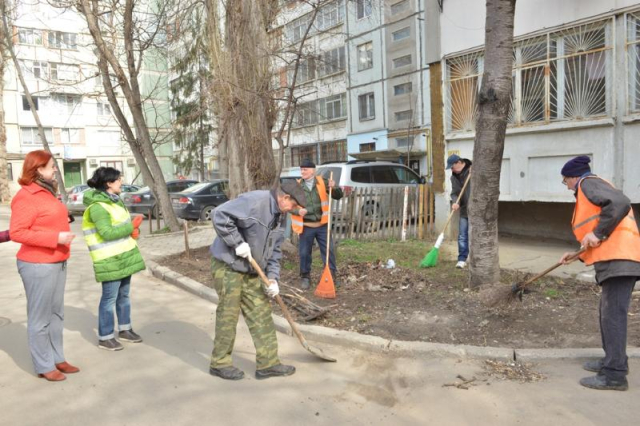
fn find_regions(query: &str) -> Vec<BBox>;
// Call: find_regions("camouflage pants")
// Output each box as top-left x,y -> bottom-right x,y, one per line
210,259 -> 280,370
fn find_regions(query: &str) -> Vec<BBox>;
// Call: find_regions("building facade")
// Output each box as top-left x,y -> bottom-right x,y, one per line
429,0 -> 640,240
3,2 -> 174,195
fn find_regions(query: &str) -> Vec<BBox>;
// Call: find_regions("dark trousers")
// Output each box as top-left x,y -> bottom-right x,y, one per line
599,276 -> 636,380
299,224 -> 336,277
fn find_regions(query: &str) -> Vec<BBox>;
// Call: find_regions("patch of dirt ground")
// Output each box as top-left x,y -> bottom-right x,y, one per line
160,244 -> 640,349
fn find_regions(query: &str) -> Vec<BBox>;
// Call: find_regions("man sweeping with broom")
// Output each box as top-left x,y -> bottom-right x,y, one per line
448,154 -> 472,269
559,155 -> 640,391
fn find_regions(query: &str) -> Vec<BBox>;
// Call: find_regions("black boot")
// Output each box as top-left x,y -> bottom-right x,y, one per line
300,276 -> 310,290
331,271 -> 341,288
209,366 -> 245,380
579,373 -> 628,391
255,364 -> 296,380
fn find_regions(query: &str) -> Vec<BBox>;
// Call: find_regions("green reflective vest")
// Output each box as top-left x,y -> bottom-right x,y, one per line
82,202 -> 137,263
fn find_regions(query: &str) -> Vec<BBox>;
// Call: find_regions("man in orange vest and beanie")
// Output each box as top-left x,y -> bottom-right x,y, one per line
560,155 -> 640,391
291,158 -> 343,290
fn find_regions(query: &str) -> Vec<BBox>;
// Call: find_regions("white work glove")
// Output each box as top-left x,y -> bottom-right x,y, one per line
266,279 -> 280,298
235,242 -> 252,259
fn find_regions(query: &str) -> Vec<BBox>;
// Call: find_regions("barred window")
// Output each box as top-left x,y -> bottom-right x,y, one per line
626,11 -> 640,113
444,18 -> 613,133
291,144 -> 318,167
319,140 -> 347,163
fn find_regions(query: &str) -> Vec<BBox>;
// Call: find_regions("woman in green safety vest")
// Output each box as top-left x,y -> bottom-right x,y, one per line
82,167 -> 146,351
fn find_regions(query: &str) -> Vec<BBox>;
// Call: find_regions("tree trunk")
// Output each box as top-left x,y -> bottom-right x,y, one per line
206,0 -> 277,198
0,0 -> 10,203
468,0 -> 517,288
78,0 -> 180,231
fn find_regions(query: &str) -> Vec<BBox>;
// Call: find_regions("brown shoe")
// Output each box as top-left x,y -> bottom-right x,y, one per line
38,370 -> 66,381
56,361 -> 80,374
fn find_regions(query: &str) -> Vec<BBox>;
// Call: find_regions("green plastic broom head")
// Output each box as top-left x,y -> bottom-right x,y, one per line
420,247 -> 439,268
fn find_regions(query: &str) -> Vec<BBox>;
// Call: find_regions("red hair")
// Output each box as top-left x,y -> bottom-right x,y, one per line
19,150 -> 53,186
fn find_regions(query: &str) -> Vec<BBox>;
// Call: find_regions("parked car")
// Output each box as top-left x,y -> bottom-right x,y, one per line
315,160 -> 426,231
67,184 -> 140,215
171,180 -> 229,221
123,179 -> 199,216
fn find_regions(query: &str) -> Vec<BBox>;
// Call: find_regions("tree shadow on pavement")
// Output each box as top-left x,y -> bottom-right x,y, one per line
64,305 -> 99,345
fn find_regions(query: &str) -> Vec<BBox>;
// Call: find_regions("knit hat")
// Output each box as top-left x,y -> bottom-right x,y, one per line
280,180 -> 307,208
300,158 -> 316,169
561,155 -> 591,177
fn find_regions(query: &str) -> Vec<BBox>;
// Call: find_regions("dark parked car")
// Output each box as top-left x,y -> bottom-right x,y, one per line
123,179 -> 199,216
171,180 -> 229,221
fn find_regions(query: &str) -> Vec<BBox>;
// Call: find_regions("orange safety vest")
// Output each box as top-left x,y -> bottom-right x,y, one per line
572,176 -> 640,266
291,176 -> 329,235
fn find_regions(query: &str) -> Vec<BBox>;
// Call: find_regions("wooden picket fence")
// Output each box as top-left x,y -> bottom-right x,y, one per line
328,184 -> 436,241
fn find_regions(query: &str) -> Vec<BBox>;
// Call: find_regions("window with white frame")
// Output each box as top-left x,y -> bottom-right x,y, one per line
392,27 -> 411,42
356,0 -> 372,20
53,94 -> 82,114
295,100 -> 318,127
395,110 -> 413,122
101,161 -> 123,171
393,82 -> 412,95
21,60 -> 48,79
21,127 -> 53,145
358,92 -> 375,120
319,93 -> 347,121
287,13 -> 313,43
97,102 -> 111,116
444,18 -> 613,133
51,63 -> 79,82
390,0 -> 409,15
393,55 -> 412,68
316,0 -> 344,31
289,57 -> 316,84
626,11 -> 640,113
61,128 -> 80,144
48,31 -> 77,49
18,28 -> 42,45
357,42 -> 373,71
318,46 -> 346,77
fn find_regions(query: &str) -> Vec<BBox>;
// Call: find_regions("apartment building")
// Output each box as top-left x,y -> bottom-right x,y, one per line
428,0 -> 640,240
3,2 -> 174,195
346,0 -> 431,177
275,0 -> 351,169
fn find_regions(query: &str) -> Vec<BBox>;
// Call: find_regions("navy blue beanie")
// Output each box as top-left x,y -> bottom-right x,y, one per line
561,155 -> 591,177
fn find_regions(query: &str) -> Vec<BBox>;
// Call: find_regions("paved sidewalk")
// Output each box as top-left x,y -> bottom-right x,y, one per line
1,205 -> 639,425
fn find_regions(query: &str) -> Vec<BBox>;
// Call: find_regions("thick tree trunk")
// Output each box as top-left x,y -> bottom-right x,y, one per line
206,0 -> 277,198
468,0 -> 517,288
0,1 -> 10,203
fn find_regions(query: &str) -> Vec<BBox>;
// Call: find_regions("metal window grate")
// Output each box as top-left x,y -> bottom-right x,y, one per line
444,18 -> 613,133
626,11 -> 640,113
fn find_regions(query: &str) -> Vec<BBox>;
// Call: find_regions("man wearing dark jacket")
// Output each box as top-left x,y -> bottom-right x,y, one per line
446,154 -> 472,269
560,155 -> 640,391
208,181 -> 307,381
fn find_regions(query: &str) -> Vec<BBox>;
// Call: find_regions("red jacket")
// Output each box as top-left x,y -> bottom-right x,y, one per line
10,183 -> 71,263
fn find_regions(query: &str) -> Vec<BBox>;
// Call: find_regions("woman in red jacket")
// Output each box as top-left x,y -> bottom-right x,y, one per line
10,150 -> 79,382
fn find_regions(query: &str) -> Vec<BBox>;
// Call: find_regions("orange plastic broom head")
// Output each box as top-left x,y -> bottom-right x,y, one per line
315,266 -> 336,299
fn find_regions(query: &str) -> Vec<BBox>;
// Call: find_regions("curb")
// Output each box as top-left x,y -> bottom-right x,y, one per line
145,260 -> 640,362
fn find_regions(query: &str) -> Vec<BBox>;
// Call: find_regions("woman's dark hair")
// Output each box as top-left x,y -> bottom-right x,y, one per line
87,167 -> 121,191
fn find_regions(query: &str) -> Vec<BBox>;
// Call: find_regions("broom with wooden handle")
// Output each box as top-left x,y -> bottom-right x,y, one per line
420,172 -> 471,268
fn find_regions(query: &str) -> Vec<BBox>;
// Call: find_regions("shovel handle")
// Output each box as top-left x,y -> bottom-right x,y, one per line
248,257 -> 308,346
520,246 -> 587,289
